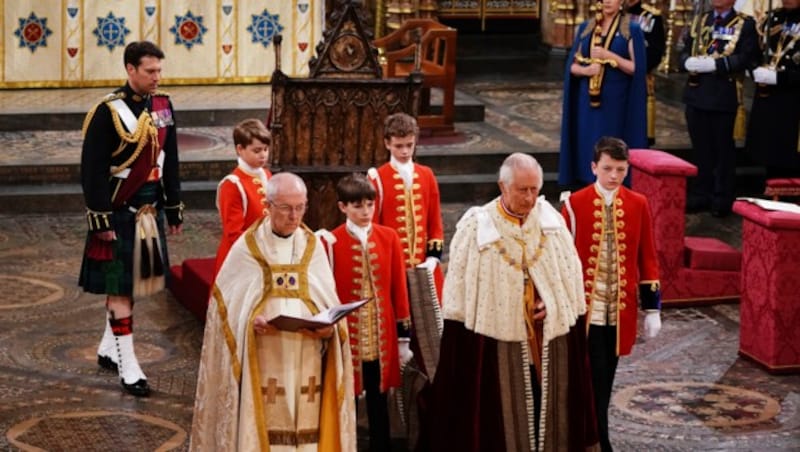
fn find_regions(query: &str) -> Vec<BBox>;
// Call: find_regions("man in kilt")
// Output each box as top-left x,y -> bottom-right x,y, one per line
79,41 -> 183,397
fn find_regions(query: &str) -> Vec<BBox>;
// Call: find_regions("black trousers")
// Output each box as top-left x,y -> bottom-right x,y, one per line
588,325 -> 620,452
685,105 -> 737,212
359,360 -> 391,452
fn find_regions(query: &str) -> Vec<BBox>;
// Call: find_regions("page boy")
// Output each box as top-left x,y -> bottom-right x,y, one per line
561,136 -> 662,452
368,112 -> 445,299
318,173 -> 412,452
214,118 -> 272,273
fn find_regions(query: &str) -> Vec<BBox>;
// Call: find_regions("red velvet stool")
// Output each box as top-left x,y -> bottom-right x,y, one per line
169,257 -> 215,322
684,237 -> 741,271
733,200 -> 800,373
630,149 -> 740,305
764,178 -> 800,201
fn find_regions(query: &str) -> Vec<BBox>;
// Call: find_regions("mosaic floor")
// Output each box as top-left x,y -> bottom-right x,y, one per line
0,78 -> 691,167
1,207 -> 799,451
1,81 -> 798,451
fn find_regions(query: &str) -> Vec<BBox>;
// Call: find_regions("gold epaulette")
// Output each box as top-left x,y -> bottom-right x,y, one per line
641,3 -> 661,16
81,92 -> 125,138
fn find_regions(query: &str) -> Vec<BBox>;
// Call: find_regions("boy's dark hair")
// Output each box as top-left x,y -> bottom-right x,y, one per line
593,136 -> 629,163
383,112 -> 419,140
124,41 -> 165,68
336,173 -> 376,204
233,118 -> 272,148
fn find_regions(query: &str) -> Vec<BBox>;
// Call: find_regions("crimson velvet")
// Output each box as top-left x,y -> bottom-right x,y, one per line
734,200 -> 800,373
420,320 -> 598,452
765,178 -> 800,200
629,149 -> 740,304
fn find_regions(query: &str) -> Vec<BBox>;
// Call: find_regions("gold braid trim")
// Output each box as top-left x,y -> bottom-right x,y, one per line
640,279 -> 661,291
693,13 -> 745,58
106,104 -> 159,175
620,14 -> 632,41
734,79 -> 747,140
641,3 -> 661,16
81,93 -> 124,138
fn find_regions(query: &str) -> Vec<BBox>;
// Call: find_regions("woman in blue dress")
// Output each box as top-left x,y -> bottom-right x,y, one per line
559,0 -> 648,186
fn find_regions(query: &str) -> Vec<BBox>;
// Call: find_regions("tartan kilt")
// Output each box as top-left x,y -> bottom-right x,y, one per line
78,183 -> 171,296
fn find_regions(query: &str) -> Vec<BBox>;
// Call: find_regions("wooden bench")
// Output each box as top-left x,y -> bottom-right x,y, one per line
373,19 -> 457,134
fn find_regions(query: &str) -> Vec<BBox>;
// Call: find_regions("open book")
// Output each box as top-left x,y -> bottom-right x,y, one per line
737,197 -> 800,215
268,298 -> 372,332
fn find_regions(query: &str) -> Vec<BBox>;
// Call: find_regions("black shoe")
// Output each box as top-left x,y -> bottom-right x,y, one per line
97,354 -> 118,372
121,378 -> 150,397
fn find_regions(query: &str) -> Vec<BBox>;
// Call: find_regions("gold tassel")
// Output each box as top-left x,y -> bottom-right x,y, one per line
733,79 -> 746,141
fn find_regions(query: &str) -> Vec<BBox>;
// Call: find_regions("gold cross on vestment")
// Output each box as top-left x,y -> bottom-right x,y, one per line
301,376 -> 321,403
262,378 -> 284,404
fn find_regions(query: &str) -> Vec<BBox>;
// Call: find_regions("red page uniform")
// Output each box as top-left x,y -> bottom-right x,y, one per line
320,223 -> 410,393
369,162 -> 444,298
562,185 -> 660,355
214,162 -> 271,272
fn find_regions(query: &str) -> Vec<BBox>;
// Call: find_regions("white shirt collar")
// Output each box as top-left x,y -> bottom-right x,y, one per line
345,218 -> 371,246
237,157 -> 268,187
390,156 -> 414,189
237,157 -> 263,174
595,182 -> 618,206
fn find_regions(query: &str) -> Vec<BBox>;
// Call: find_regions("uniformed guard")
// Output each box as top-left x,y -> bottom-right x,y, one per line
78,41 -> 184,396
679,0 -> 760,217
746,0 -> 800,178
628,0 -> 666,145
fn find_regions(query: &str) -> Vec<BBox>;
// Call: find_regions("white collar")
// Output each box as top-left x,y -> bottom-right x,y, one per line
237,157 -> 268,186
390,157 -> 414,189
237,157 -> 264,174
390,156 -> 414,173
345,219 -> 371,246
594,182 -> 618,206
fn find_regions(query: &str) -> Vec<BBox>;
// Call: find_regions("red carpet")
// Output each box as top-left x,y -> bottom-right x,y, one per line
169,257 -> 215,322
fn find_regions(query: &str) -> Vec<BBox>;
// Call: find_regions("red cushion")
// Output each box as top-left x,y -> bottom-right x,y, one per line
684,236 -> 741,271
766,178 -> 800,188
733,200 -> 800,230
629,149 -> 698,177
169,257 -> 215,322
764,178 -> 800,198
185,257 -> 215,288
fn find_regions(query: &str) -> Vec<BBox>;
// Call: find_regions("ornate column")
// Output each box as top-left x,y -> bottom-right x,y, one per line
543,0 -> 581,49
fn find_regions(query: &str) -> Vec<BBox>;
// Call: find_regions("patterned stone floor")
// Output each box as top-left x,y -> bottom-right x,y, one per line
1,81 -> 798,451
0,78 -> 691,167
1,207 -> 799,451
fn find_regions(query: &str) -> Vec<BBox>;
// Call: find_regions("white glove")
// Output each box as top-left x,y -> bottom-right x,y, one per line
643,310 -> 662,339
416,256 -> 439,272
753,66 -> 777,85
684,56 -> 701,72
685,56 -> 716,73
398,339 -> 413,366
